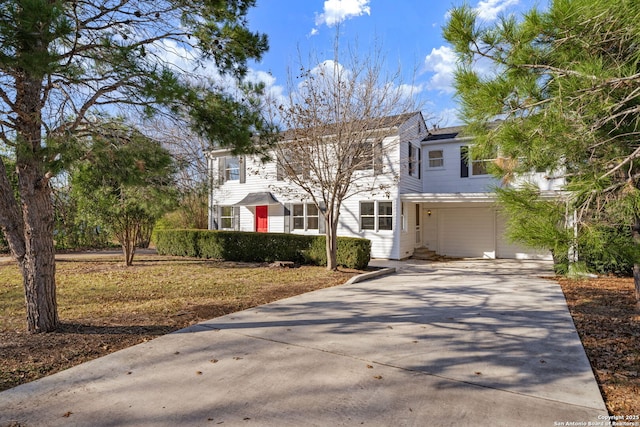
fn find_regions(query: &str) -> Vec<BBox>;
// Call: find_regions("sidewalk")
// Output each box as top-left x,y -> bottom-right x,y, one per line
0,259 -> 608,426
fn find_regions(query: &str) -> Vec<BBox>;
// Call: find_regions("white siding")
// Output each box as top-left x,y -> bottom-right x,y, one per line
398,202 -> 422,259
422,140 -> 499,194
398,113 -> 428,195
208,116 -> 560,262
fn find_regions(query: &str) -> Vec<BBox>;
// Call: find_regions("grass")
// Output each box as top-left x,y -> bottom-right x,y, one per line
1,255 -> 357,331
0,253 -> 361,391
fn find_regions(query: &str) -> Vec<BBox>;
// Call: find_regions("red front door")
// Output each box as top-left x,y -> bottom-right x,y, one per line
255,205 -> 268,232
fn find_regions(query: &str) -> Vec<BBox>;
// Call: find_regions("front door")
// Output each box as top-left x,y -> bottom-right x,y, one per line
255,205 -> 268,232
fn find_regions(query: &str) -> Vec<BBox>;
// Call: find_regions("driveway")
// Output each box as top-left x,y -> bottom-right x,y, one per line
0,259 -> 608,426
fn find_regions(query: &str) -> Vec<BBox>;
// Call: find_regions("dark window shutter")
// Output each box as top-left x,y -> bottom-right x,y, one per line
211,205 -> 219,230
239,156 -> 246,184
373,141 -> 383,175
283,203 -> 291,233
218,158 -> 225,184
234,207 -> 240,231
318,203 -> 326,234
418,146 -> 422,179
460,146 -> 469,178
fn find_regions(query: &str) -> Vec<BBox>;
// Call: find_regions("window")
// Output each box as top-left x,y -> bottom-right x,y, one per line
306,204 -> 319,230
292,203 -> 319,230
360,202 -> 376,230
460,146 -> 490,177
428,150 -> 444,168
277,149 -> 310,180
472,158 -> 490,175
355,140 -> 383,174
292,204 -> 304,229
360,201 -> 393,231
219,206 -> 236,230
224,157 -> 240,181
378,202 -> 393,230
408,143 -> 421,178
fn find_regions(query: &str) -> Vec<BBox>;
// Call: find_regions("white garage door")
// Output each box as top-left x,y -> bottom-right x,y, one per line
496,214 -> 551,259
438,208 -> 495,258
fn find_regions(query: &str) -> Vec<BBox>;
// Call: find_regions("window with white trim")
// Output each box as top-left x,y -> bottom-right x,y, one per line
219,206 -> 236,230
292,203 -> 319,230
360,201 -> 393,231
224,157 -> 240,181
461,146 -> 491,177
428,150 -> 444,168
408,143 -> 421,178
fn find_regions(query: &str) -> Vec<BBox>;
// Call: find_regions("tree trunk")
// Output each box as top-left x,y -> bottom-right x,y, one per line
325,211 -> 338,271
13,72 -> 59,333
21,180 -> 58,332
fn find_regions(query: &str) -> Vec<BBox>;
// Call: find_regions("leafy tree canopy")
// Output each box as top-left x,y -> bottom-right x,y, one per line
71,120 -> 178,265
0,0 -> 270,332
443,0 -> 640,281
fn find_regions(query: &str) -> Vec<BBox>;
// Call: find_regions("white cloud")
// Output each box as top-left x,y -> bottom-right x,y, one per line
246,69 -> 286,104
474,0 -> 519,21
312,0 -> 371,34
423,46 -> 457,95
431,107 -> 463,127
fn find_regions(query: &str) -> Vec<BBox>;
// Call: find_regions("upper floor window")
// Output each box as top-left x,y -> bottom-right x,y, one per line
354,140 -> 383,174
408,143 -> 421,178
220,156 -> 245,183
360,201 -> 393,231
427,149 -> 444,168
277,149 -> 310,180
225,157 -> 240,181
292,203 -> 319,230
460,146 -> 491,177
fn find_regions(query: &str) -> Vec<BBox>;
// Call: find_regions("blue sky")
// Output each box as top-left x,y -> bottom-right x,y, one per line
244,0 -> 543,127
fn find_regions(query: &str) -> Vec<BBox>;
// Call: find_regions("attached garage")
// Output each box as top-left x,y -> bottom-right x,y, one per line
406,194 -> 552,260
496,212 -> 550,259
438,207 -> 495,258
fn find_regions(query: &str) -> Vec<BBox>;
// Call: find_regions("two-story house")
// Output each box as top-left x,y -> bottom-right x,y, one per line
207,113 -> 561,260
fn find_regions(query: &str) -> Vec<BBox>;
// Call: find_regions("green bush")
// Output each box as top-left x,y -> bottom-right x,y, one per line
549,226 -> 638,277
304,236 -> 371,270
578,226 -> 637,277
154,229 -> 200,257
197,231 -> 311,263
154,230 -> 371,269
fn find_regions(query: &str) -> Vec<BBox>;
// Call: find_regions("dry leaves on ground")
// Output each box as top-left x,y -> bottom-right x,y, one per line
558,276 -> 640,415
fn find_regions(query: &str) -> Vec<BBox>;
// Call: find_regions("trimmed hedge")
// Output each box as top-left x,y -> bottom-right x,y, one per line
154,229 -> 371,270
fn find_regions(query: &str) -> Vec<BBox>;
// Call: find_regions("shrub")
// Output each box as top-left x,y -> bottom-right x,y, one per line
304,236 -> 371,270
154,229 -> 200,257
154,230 -> 371,269
197,231 -> 311,263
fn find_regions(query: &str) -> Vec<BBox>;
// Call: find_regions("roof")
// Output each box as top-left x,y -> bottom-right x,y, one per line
281,112 -> 420,141
422,120 -> 505,142
422,125 -> 467,142
234,192 -> 280,206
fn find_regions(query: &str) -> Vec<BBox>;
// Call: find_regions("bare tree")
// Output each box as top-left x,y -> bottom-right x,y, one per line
143,116 -> 211,229
270,38 -> 423,270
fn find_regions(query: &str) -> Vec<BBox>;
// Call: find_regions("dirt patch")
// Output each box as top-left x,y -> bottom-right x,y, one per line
557,276 -> 640,415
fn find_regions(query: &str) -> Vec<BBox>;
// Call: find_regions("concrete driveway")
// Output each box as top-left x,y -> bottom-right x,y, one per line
0,259 -> 608,426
